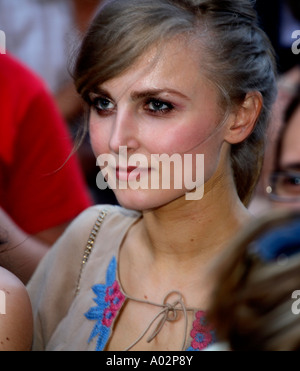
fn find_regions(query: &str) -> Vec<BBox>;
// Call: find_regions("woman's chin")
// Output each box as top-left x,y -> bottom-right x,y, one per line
113,188 -> 188,211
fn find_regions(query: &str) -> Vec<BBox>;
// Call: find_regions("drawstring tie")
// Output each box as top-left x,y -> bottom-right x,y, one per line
124,290 -> 195,351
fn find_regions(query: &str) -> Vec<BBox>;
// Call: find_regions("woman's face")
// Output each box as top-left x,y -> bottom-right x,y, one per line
272,105 -> 300,208
89,39 -> 229,210
280,106 -> 300,171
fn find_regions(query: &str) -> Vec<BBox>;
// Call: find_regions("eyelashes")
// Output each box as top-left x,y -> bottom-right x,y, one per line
89,96 -> 175,116
144,99 -> 174,115
90,97 -> 115,115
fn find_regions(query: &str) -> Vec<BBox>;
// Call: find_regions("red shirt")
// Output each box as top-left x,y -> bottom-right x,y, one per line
0,54 -> 92,234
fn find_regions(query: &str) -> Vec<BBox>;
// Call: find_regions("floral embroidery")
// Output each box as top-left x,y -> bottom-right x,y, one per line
85,256 -> 215,351
85,256 -> 125,351
186,311 -> 216,351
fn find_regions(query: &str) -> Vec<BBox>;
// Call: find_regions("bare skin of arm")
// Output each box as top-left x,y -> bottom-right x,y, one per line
0,208 -> 69,284
0,267 -> 33,351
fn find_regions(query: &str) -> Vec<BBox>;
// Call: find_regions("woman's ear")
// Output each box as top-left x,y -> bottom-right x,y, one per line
224,92 -> 263,144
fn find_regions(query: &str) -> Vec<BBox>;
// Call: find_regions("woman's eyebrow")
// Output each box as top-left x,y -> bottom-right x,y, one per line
89,87 -> 190,103
279,163 -> 300,172
88,88 -> 113,100
130,88 -> 190,101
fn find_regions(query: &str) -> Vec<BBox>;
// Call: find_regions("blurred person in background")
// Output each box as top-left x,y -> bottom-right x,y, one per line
255,0 -> 300,74
0,269 -> 33,351
0,53 -> 92,283
0,0 -> 117,204
0,0 -> 101,122
208,210 -> 300,351
266,86 -> 300,209
0,230 -> 33,351
248,71 -> 300,215
249,0 -> 300,215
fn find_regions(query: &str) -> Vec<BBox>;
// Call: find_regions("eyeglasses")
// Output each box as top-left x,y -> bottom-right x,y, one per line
266,171 -> 300,202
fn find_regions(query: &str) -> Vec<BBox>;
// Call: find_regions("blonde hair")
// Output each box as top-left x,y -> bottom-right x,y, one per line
208,210 -> 300,351
73,0 -> 277,205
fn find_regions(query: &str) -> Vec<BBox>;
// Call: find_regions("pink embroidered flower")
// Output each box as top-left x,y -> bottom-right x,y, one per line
105,281 -> 124,309
189,311 -> 215,350
102,280 -> 125,327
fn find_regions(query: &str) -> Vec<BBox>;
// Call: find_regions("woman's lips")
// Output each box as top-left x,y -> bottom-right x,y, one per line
116,166 -> 136,181
115,166 -> 150,181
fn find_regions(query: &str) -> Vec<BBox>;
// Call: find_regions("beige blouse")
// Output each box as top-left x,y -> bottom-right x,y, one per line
27,205 -> 216,351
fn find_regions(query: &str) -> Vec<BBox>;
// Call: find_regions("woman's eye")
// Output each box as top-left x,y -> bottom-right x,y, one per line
92,97 -> 115,113
283,176 -> 300,187
278,175 -> 300,196
146,99 -> 174,114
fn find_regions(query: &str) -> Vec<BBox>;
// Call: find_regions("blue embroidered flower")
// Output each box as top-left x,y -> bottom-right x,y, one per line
85,256 -> 215,351
85,256 -> 125,351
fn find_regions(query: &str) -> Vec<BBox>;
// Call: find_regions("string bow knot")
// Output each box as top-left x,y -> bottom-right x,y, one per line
124,290 -> 190,351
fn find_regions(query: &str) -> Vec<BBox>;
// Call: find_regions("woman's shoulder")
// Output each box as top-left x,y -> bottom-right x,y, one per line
70,204 -> 142,261
29,204 -> 140,288
27,205 -> 141,350
75,204 -> 141,222
67,204 -> 141,240
0,267 -> 33,351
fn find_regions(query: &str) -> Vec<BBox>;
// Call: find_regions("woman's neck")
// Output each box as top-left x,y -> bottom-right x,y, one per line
119,153 -> 253,307
141,170 -> 251,264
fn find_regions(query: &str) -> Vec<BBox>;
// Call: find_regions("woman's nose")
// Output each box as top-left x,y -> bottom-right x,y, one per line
109,109 -> 140,154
